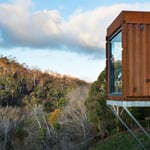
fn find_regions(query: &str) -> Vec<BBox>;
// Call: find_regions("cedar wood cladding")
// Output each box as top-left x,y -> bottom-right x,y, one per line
106,11 -> 150,101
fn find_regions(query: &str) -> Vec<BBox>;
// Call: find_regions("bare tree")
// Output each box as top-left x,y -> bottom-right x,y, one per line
57,85 -> 94,150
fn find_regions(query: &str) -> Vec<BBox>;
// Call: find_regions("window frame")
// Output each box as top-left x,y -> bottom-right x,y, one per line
108,29 -> 122,96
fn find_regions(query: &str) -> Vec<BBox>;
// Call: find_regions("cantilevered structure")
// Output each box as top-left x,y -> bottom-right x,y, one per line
106,11 -> 150,149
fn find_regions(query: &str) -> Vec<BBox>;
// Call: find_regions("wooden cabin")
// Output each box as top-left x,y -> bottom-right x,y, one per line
106,11 -> 150,101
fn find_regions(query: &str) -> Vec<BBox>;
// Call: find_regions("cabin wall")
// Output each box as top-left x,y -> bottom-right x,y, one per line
106,11 -> 150,101
124,23 -> 150,100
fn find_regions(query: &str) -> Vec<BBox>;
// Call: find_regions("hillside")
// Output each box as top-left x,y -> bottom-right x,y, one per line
0,56 -> 93,149
0,56 -> 90,109
88,131 -> 150,150
85,69 -> 150,150
0,56 -> 149,150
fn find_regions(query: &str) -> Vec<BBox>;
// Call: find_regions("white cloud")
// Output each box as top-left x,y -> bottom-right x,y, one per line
32,10 -> 62,37
64,2 -> 150,52
0,1 -> 150,57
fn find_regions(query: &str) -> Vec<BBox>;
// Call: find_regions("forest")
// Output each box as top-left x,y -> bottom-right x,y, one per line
0,56 -> 149,150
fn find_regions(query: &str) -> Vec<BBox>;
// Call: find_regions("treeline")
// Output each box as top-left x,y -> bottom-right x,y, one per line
0,56 -> 92,150
0,56 -> 89,109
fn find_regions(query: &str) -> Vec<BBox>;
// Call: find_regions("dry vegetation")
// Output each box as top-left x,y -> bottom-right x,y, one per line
0,56 -> 149,150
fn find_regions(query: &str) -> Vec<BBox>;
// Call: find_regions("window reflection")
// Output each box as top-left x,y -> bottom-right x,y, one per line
109,31 -> 122,95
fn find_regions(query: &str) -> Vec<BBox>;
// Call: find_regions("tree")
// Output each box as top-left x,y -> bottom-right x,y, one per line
85,69 -> 113,138
56,86 -> 93,150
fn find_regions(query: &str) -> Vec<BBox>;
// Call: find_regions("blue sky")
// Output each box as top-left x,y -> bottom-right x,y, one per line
0,0 -> 150,82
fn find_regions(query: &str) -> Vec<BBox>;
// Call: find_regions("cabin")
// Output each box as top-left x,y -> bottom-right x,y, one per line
106,11 -> 150,149
106,11 -> 150,102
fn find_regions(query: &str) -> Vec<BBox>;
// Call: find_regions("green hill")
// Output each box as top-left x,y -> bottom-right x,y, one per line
88,131 -> 150,150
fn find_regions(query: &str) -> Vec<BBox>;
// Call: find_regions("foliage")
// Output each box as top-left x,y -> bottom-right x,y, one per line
57,86 -> 93,150
85,69 -> 113,138
0,56 -> 89,112
88,131 -> 150,150
48,108 -> 61,130
0,107 -> 28,150
0,105 -> 60,150
0,56 -> 92,149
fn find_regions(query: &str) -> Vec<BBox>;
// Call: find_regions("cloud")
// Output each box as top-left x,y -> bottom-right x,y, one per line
0,0 -> 150,57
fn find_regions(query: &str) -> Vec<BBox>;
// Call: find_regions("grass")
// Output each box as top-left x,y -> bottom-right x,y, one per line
88,131 -> 150,150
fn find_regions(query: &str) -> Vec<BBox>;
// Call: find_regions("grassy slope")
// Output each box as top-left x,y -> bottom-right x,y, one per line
88,131 -> 150,150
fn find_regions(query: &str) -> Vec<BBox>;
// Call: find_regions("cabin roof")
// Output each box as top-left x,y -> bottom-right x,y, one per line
107,11 -> 150,38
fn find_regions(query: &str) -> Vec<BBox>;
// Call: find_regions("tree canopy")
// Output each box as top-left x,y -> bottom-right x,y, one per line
0,56 -> 89,112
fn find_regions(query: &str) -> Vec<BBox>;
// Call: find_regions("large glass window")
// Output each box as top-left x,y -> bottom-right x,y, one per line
109,31 -> 122,95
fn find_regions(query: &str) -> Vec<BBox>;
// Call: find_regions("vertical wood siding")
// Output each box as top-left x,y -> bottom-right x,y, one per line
106,11 -> 150,100
125,24 -> 150,97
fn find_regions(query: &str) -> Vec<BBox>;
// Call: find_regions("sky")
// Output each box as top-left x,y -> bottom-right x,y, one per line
0,0 -> 150,82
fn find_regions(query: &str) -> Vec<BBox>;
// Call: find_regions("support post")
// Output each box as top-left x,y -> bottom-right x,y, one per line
123,106 -> 150,139
108,105 -> 148,150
